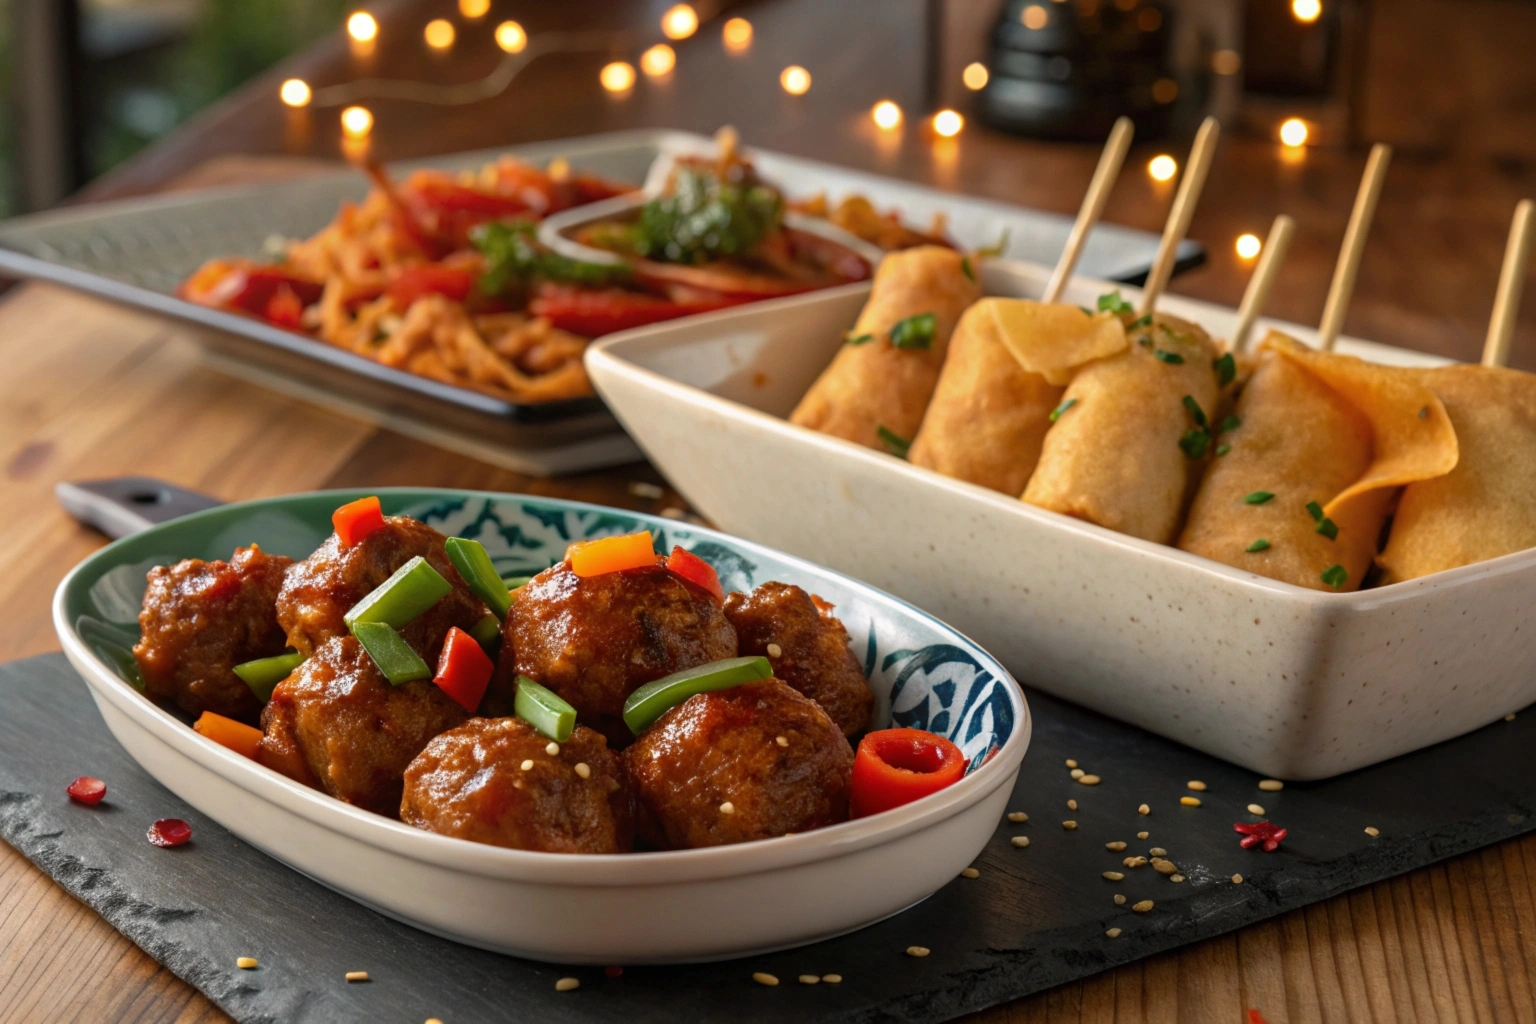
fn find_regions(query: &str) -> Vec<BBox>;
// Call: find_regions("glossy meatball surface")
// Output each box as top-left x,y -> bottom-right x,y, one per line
402,717 -> 632,853
622,679 -> 853,849
134,544 -> 293,723
275,515 -> 485,658
504,562 -> 737,738
723,583 -> 873,736
258,635 -> 469,815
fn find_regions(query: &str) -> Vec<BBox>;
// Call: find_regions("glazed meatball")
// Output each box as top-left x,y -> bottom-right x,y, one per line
402,718 -> 632,853
503,562 -> 737,740
275,515 -> 485,658
623,679 -> 853,849
257,635 -> 469,815
134,544 -> 293,723
724,583 -> 874,736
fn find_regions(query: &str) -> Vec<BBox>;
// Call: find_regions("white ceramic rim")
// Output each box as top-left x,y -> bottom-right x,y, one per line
53,489 -> 1031,888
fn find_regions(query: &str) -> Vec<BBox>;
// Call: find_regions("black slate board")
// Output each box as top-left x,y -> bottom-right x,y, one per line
2,652 -> 1533,1024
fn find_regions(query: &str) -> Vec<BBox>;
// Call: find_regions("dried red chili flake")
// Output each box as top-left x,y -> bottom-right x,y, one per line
147,818 -> 193,848
604,966 -> 624,978
1249,1011 -> 1271,1024
66,776 -> 107,806
1234,820 -> 1287,852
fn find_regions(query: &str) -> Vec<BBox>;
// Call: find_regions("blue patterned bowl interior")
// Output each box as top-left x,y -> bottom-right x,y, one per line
63,490 -> 1020,773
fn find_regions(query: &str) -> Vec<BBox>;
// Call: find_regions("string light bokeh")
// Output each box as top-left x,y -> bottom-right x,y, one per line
1235,233 -> 1262,260
871,100 -> 902,131
780,65 -> 811,96
600,61 -> 637,93
494,20 -> 527,54
661,4 -> 699,40
458,0 -> 490,18
340,105 -> 373,139
962,63 -> 989,91
1148,155 -> 1178,182
423,19 -> 455,50
280,78 -> 311,108
1291,0 -> 1322,23
933,109 -> 964,138
722,17 -> 753,52
1280,118 -> 1309,148
641,44 -> 676,78
345,11 -> 378,42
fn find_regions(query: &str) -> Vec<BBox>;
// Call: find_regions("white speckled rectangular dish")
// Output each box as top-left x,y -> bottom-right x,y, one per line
586,260 -> 1536,781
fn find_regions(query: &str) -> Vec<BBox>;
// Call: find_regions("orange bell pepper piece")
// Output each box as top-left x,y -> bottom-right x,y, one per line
332,496 -> 386,548
193,711 -> 264,760
568,530 -> 659,577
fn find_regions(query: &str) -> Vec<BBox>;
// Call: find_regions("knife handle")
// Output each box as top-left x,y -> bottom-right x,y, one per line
56,477 -> 223,539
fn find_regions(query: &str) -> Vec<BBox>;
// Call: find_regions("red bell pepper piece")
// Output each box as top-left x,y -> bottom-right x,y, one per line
850,728 -> 966,818
529,283 -> 749,337
332,496 -> 387,548
180,260 -> 323,324
265,282 -> 305,328
433,626 -> 495,712
665,545 -> 723,600
386,264 -> 477,310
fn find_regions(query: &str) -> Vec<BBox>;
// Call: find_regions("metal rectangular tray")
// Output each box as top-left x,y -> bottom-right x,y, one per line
0,129 -> 1200,475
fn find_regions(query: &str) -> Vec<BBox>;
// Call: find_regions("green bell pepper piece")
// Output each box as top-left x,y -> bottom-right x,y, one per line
343,556 -> 451,631
352,621 -> 431,685
445,537 -> 513,620
233,650 -> 305,702
622,656 -> 773,735
514,676 -> 576,742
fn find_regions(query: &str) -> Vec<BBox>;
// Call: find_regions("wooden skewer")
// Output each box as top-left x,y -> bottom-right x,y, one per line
1481,199 -> 1535,368
1316,143 -> 1392,352
1043,117 -> 1134,304
1139,116 -> 1221,317
1230,215 -> 1296,354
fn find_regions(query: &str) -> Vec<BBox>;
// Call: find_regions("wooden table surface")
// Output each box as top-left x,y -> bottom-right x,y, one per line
4,1 -> 1536,1021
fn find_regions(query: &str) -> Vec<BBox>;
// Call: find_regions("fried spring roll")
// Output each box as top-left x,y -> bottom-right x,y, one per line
908,299 -> 1127,494
1022,313 -> 1221,543
1377,364 -> 1536,582
790,245 -> 981,452
1177,333 -> 1458,591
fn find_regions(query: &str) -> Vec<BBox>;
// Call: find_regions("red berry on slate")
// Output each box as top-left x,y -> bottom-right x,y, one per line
1233,820 -> 1287,852
147,818 -> 193,847
67,776 -> 107,806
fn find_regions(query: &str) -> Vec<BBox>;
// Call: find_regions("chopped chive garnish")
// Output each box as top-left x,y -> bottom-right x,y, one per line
889,312 -> 937,350
1129,314 -> 1152,329
1244,491 -> 1275,505
622,656 -> 774,735
845,332 -> 874,346
1216,443 -> 1231,456
445,537 -> 512,620
975,228 -> 1010,259
1219,414 -> 1241,433
1154,349 -> 1185,365
1138,336 -> 1154,348
1049,397 -> 1078,422
1246,538 -> 1271,553
1316,517 -> 1339,540
1097,290 -> 1134,315
1213,352 -> 1237,387
960,256 -> 975,282
877,425 -> 911,459
343,556 -> 452,632
1305,501 -> 1325,523
1321,564 -> 1348,589
1179,428 -> 1212,459
233,651 -> 304,703
1182,395 -> 1208,428
352,621 -> 431,685
515,676 -> 577,742
1079,306 -> 1094,316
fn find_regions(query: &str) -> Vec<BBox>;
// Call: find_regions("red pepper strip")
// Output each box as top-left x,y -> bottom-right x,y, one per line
332,496 -> 387,548
180,260 -> 323,320
67,776 -> 107,806
529,283 -> 750,337
665,545 -> 723,600
386,264 -> 477,310
405,173 -> 543,219
850,728 -> 966,818
433,626 -> 495,712
264,282 -> 305,328
1234,820 -> 1288,852
1249,1012 -> 1270,1024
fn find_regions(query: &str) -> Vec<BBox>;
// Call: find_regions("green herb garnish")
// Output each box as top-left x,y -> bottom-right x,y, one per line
1321,564 -> 1348,589
1316,517 -> 1339,540
1214,352 -> 1237,387
633,163 -> 784,264
1153,349 -> 1185,365
1216,443 -> 1231,456
1182,395 -> 1208,428
960,256 -> 975,282
1129,314 -> 1152,329
890,312 -> 937,350
1246,538 -> 1271,553
1244,491 -> 1274,505
1305,501 -> 1325,523
1097,290 -> 1134,315
845,332 -> 874,346
472,221 -> 630,295
1179,429 -> 1212,459
877,425 -> 911,459
1218,415 -> 1241,433
974,229 -> 1010,259
1049,397 -> 1078,422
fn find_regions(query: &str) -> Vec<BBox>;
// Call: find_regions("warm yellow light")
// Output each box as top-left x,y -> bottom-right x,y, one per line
494,20 -> 526,53
722,17 -> 753,51
341,105 -> 373,139
933,109 -> 964,138
1236,233 -> 1262,260
346,11 -> 378,42
780,65 -> 811,96
640,44 -> 676,77
1292,0 -> 1322,23
871,100 -> 903,130
963,62 -> 989,90
458,0 -> 490,18
661,4 -> 699,40
423,19 -> 455,49
1148,154 -> 1178,181
1152,77 -> 1178,104
600,61 -> 636,93
279,78 -> 311,108
1280,117 -> 1309,147
1212,49 -> 1242,76
1021,4 -> 1049,29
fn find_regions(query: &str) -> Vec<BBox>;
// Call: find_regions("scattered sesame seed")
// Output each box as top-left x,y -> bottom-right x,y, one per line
1062,820 -> 1078,830
1232,874 -> 1244,884
1079,774 -> 1101,786
1170,874 -> 1186,883
1007,811 -> 1029,823
753,972 -> 780,986
1149,847 -> 1167,857
1102,871 -> 1125,881
799,974 -> 821,985
1113,894 -> 1127,905
346,971 -> 370,983
1138,804 -> 1151,815
628,481 -> 665,499
1011,836 -> 1031,848
1070,768 -> 1085,780
1067,799 -> 1078,810
556,977 -> 580,992
1152,858 -> 1177,875
1105,927 -> 1122,938
1180,796 -> 1202,807
1105,841 -> 1127,852
822,974 -> 843,984
1365,826 -> 1380,837
1248,803 -> 1265,815
546,742 -> 560,756
776,735 -> 789,748
720,801 -> 736,815
961,867 -> 980,879
1065,759 -> 1078,768
767,643 -> 783,658
1186,780 -> 1207,792
906,946 -> 930,958
1506,713 -> 1517,722
520,759 -> 534,771
1123,855 -> 1148,868
1132,900 -> 1154,913
1258,779 -> 1284,792
574,762 -> 591,779
1137,831 -> 1149,840
236,957 -> 258,970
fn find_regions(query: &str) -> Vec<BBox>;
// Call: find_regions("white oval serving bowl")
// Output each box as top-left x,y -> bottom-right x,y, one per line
54,488 -> 1029,963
